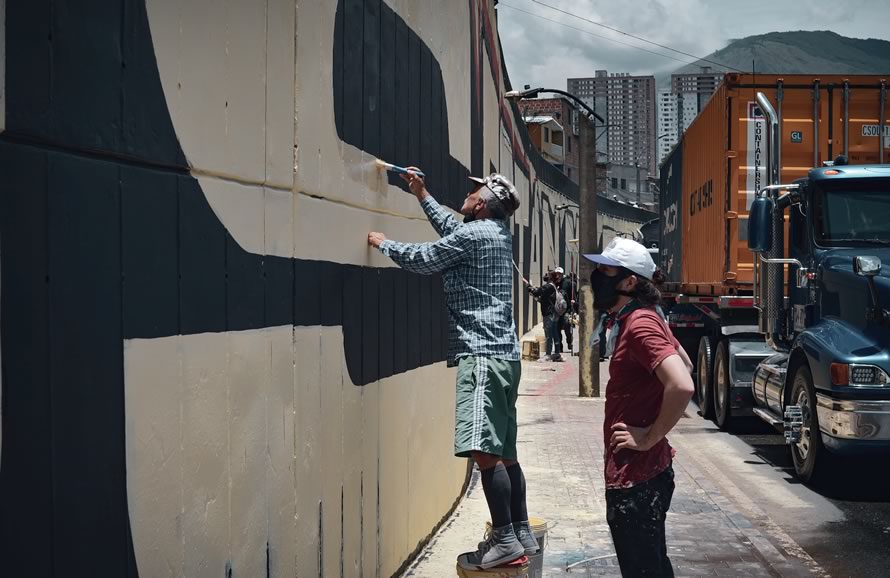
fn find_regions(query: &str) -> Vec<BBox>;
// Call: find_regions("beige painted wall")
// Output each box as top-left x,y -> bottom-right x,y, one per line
600,212 -> 646,249
126,2 -> 578,576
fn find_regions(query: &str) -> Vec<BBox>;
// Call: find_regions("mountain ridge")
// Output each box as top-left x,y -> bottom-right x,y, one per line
657,30 -> 890,86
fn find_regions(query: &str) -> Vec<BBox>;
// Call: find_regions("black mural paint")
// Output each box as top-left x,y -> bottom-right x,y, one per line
379,5 -> 396,165
361,268 -> 380,386
393,271 -> 409,375
362,0 -> 381,158
378,269 -> 395,380
333,0 -> 472,209
0,145 -> 53,578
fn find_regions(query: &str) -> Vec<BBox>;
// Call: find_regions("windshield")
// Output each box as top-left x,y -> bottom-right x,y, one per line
814,180 -> 890,247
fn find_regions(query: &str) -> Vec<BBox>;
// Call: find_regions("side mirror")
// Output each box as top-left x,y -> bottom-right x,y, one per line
748,194 -> 774,252
854,256 -> 882,277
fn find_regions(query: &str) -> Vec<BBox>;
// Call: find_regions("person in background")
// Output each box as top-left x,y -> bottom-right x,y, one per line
528,268 -> 565,362
583,238 -> 695,577
369,168 -> 537,570
559,270 -> 577,354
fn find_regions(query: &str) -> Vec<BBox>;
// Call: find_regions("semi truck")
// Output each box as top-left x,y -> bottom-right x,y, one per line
660,73 -> 890,481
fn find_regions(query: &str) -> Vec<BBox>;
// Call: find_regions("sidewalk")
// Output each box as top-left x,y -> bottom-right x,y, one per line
402,356 -> 825,577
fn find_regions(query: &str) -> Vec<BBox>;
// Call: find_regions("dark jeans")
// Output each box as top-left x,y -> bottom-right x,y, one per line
560,315 -> 573,352
543,316 -> 562,355
606,465 -> 675,577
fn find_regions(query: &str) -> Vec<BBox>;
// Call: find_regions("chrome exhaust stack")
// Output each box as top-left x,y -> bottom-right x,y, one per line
754,92 -> 788,351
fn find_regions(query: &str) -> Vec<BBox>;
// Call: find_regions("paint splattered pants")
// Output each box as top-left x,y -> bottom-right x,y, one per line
606,465 -> 675,577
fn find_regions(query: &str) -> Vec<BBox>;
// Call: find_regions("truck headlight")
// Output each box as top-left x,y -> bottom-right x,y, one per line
851,364 -> 888,385
831,363 -> 890,386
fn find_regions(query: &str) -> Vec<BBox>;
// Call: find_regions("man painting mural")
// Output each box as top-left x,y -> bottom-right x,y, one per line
368,169 -> 535,569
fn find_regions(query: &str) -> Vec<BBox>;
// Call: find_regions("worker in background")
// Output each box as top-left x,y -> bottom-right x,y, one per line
527,267 -> 568,362
560,270 -> 577,354
583,238 -> 695,577
369,168 -> 536,570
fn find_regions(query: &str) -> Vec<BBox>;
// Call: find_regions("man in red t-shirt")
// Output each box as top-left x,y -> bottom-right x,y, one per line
584,238 -> 694,577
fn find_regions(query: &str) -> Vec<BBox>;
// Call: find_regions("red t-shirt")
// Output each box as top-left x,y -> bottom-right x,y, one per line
603,307 -> 680,489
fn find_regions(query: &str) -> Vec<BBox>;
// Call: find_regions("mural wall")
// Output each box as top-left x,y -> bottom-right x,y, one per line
0,1 -> 578,577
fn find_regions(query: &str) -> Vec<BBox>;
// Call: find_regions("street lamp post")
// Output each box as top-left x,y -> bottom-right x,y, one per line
506,86 -> 602,397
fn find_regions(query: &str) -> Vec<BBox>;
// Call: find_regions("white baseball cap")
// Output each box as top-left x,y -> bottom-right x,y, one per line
583,237 -> 657,280
469,173 -> 520,216
553,267 -> 565,274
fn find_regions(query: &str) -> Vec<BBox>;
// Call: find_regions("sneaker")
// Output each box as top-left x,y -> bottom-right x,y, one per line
513,521 -> 540,555
462,524 -> 525,569
550,353 -> 564,362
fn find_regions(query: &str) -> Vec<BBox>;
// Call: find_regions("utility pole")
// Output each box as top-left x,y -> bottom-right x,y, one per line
578,113 -> 599,397
635,162 -> 642,206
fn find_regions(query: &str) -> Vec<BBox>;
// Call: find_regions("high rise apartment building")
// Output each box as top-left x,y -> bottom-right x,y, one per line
657,88 -> 698,166
568,70 -> 657,174
657,67 -> 725,167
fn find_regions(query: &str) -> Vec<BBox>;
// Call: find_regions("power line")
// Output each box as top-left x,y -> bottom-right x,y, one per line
498,2 -> 693,67
527,0 -> 746,73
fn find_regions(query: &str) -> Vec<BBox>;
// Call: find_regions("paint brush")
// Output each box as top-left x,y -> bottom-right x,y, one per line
374,160 -> 425,178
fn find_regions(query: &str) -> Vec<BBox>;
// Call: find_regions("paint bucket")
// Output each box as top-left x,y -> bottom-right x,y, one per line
455,554 -> 529,577
482,517 -> 549,578
525,517 -> 548,578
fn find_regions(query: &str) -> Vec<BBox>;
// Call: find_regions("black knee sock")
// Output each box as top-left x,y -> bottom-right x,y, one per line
505,463 -> 529,523
480,463 -> 512,527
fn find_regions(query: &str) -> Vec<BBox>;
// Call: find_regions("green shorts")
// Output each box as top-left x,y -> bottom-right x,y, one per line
454,356 -> 522,460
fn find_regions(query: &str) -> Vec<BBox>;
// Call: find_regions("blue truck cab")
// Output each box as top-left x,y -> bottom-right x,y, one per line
748,163 -> 890,481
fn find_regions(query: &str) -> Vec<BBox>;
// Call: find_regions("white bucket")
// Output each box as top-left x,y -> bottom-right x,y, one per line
525,517 -> 548,578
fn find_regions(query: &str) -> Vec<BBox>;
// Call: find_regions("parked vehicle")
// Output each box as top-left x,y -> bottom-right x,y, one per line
660,73 -> 890,481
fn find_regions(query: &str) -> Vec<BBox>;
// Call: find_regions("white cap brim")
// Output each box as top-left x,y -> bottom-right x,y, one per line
582,254 -> 622,267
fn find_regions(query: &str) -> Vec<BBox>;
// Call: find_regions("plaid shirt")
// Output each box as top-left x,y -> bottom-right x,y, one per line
379,196 -> 520,366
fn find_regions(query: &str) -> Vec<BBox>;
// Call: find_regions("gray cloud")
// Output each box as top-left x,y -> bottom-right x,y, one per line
497,0 -> 890,90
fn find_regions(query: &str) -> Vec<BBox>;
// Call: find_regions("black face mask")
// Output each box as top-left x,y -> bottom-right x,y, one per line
590,268 -> 633,310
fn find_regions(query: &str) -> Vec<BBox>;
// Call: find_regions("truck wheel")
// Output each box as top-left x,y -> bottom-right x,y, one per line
714,340 -> 733,431
790,365 -> 828,483
696,337 -> 715,420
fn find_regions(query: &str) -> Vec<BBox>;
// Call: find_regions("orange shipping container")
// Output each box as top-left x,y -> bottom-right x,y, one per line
660,74 -> 890,296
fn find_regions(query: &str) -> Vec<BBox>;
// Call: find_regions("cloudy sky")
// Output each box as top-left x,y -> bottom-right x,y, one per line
497,0 -> 890,89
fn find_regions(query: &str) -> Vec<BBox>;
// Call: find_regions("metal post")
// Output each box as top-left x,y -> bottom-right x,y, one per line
878,79 -> 887,164
813,80 -> 821,167
579,115 -> 600,397
777,80 -> 784,182
844,81 -> 850,158
635,163 -> 641,205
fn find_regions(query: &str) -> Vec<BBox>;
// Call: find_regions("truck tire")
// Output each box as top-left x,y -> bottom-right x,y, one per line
696,337 -> 715,420
789,364 -> 829,483
713,340 -> 733,431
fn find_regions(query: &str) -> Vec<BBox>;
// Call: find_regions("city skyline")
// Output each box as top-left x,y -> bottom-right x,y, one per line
498,0 -> 890,92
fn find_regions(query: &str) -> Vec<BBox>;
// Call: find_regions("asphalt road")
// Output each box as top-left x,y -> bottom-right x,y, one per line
681,405 -> 890,578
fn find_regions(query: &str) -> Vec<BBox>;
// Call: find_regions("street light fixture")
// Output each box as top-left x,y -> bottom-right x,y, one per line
505,87 -> 606,124
555,203 -> 579,211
